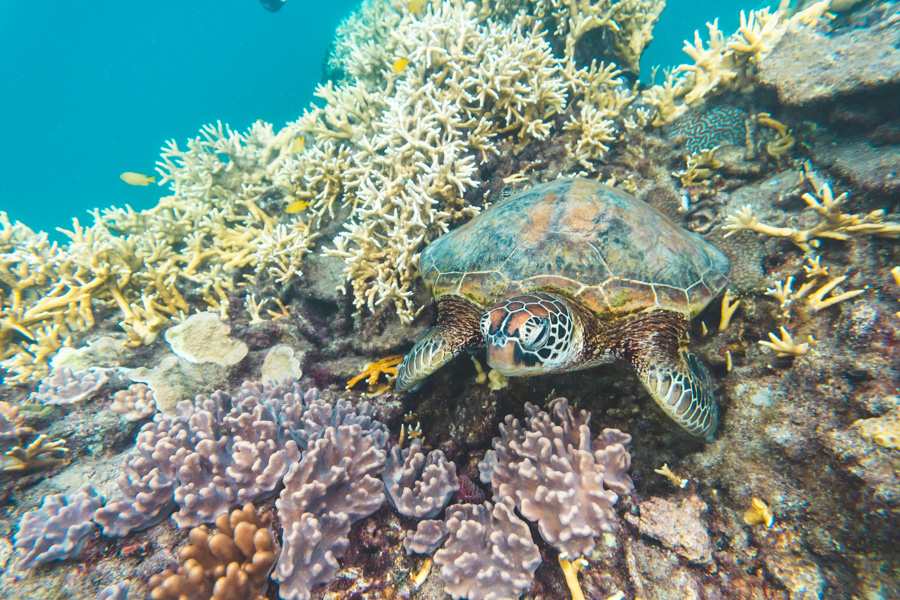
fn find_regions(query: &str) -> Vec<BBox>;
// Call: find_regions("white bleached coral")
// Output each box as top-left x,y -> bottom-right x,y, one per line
163,311 -> 248,367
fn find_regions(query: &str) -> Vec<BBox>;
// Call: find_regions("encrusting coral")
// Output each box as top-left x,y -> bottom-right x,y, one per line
148,503 -> 278,600
13,484 -> 101,569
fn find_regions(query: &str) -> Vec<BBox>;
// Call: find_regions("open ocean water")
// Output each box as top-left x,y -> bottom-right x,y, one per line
0,0 -> 746,238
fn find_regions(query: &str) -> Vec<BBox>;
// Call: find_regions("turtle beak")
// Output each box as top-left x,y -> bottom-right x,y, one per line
485,335 -> 543,375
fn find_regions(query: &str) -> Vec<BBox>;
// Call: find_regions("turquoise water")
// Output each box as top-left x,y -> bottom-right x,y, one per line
1,0 -> 746,239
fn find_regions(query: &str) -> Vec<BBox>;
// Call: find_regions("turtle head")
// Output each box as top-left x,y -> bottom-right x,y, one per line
480,292 -> 580,375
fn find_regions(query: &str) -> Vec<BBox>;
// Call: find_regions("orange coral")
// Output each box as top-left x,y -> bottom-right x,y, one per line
346,354 -> 404,394
148,504 -> 279,600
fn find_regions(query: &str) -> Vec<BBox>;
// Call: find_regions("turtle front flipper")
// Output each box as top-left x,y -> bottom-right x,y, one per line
396,295 -> 484,392
616,311 -> 718,439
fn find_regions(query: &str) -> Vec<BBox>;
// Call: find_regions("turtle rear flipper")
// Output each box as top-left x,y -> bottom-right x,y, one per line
396,295 -> 484,392
635,349 -> 718,439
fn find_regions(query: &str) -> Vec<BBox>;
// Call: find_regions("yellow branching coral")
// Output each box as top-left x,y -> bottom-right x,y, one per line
723,181 -> 900,252
759,326 -> 812,357
641,1 -> 832,125
674,147 -> 723,186
2,434 -> 69,473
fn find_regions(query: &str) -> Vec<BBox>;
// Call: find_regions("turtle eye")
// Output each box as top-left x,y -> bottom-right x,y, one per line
519,317 -> 550,351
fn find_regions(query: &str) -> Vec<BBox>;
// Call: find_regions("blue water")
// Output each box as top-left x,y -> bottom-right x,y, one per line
1,0 -> 748,239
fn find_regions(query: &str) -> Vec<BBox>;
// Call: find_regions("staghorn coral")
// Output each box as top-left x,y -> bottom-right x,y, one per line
274,415 -> 388,600
30,366 -> 108,405
148,504 -> 278,600
0,400 -> 34,446
109,383 -> 157,422
723,176 -> 900,252
483,397 -> 633,559
14,484 -> 101,569
382,437 -> 459,519
2,434 -> 69,473
641,2 -> 831,125
94,379 -> 313,535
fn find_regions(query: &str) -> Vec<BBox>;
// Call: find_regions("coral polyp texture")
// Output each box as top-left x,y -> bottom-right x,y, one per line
433,498 -> 542,600
382,437 -> 460,519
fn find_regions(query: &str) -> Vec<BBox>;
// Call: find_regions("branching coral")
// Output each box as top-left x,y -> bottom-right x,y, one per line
724,179 -> 900,252
2,434 -> 69,473
641,1 -> 831,125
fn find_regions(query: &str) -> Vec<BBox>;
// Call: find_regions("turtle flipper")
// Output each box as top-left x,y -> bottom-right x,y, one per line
396,295 -> 484,392
615,310 -> 718,439
635,349 -> 718,439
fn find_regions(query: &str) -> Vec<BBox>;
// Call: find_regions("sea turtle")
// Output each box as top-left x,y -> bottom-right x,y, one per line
395,178 -> 731,439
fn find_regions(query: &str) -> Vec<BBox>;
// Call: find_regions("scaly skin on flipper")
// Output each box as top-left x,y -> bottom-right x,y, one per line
612,310 -> 718,438
396,295 -> 484,392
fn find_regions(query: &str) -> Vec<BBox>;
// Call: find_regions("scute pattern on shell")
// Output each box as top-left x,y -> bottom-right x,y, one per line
420,178 -> 730,318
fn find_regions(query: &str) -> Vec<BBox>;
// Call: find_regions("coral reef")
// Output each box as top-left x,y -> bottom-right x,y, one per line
482,397 -> 633,559
3,1 -> 900,599
433,498 -> 541,600
95,379 -> 312,534
13,484 -> 100,569
382,437 -> 459,519
30,367 -> 108,405
274,411 -> 388,600
109,383 -> 157,422
148,503 -> 278,600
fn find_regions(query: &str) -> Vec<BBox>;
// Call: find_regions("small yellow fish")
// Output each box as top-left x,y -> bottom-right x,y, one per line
285,200 -> 310,214
290,136 -> 305,153
409,0 -> 427,12
120,172 -> 155,186
392,58 -> 409,72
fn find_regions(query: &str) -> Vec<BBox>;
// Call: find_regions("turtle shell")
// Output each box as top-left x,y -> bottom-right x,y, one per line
419,178 -> 731,319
